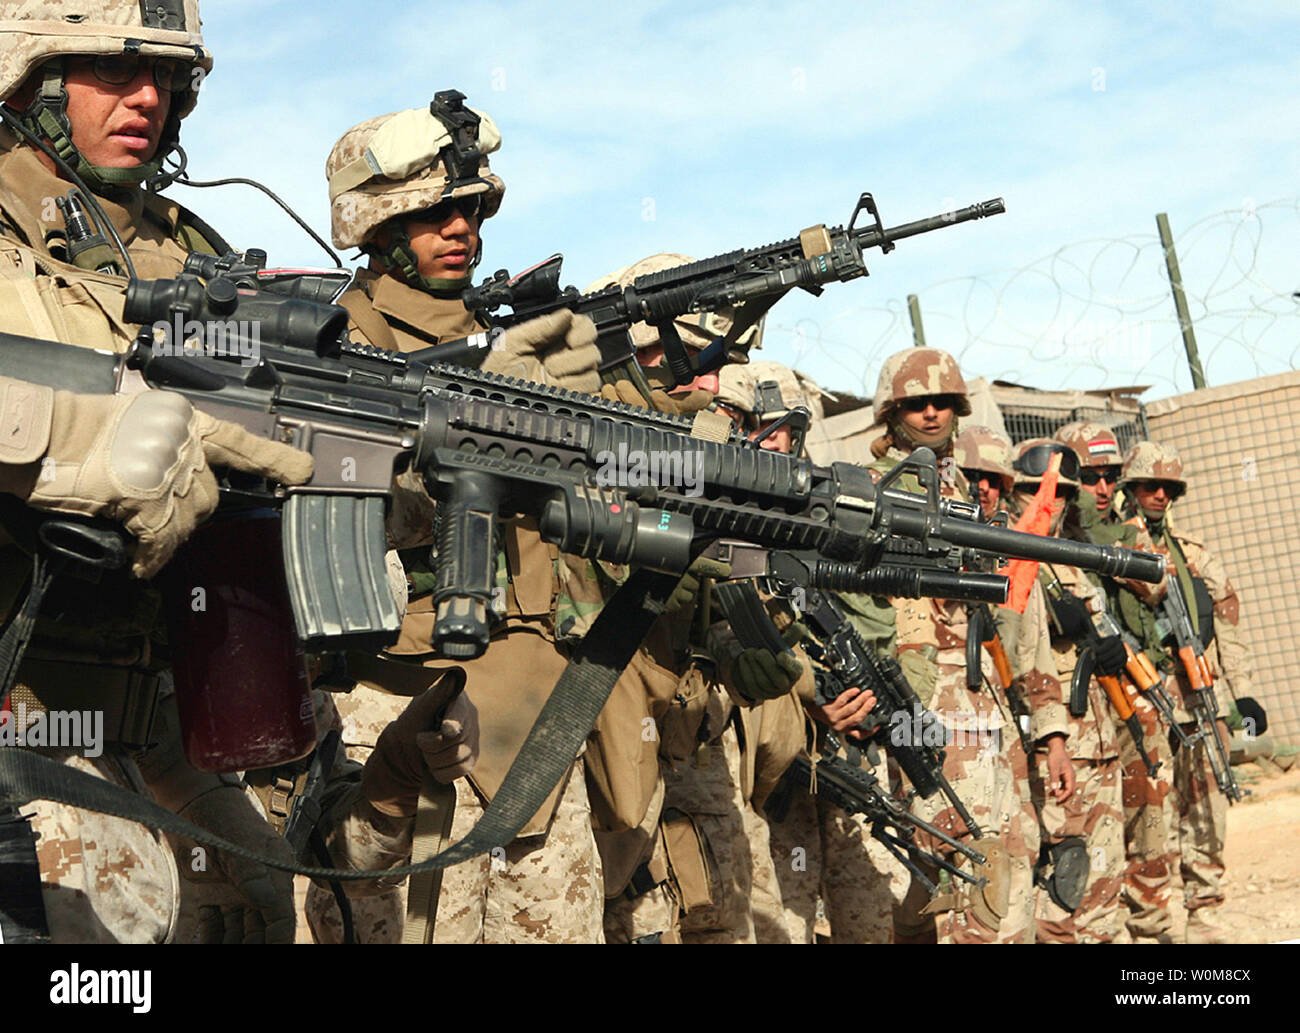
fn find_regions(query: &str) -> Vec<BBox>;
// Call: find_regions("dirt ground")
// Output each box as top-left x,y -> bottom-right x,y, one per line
1116,760 -> 1300,945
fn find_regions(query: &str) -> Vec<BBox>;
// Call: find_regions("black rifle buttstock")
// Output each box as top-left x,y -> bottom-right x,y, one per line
280,493 -> 401,653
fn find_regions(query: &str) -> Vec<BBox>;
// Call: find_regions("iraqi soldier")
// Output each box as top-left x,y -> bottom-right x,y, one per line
1007,438 -> 1127,942
1117,441 -> 1256,944
860,348 -> 1068,944
1054,420 -> 1175,942
309,101 -> 607,943
953,425 -> 1016,521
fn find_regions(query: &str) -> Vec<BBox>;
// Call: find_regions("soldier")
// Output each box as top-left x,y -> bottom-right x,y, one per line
861,348 -> 1068,944
1054,421 -> 1175,943
0,4 -> 469,944
1117,441 -> 1257,944
309,102 -> 607,943
1006,438 -> 1128,942
732,363 -> 911,944
953,425 -> 1016,520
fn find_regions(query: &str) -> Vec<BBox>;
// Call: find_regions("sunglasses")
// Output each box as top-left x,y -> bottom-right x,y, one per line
1079,468 -> 1120,485
1013,442 -> 1081,482
959,468 -> 998,486
74,55 -> 193,93
898,393 -> 958,414
421,195 -> 482,224
1133,479 -> 1185,500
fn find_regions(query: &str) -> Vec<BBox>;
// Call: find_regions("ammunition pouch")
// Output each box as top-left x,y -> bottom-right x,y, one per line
1039,835 -> 1090,912
921,836 -> 1009,932
660,807 -> 715,914
1192,577 -> 1215,649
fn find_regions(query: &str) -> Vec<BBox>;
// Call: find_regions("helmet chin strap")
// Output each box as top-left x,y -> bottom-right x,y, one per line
377,223 -> 478,296
21,63 -> 178,195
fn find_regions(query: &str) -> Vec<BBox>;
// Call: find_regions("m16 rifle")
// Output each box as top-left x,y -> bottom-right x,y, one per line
766,732 -> 989,895
432,193 -> 1007,393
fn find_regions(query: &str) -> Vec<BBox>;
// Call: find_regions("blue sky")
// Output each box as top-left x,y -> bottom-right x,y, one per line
177,0 -> 1300,401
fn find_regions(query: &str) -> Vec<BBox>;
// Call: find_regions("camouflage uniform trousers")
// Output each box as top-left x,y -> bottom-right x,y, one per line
26,748 -> 179,944
662,722 -> 757,944
306,681 -> 605,943
745,801 -> 791,943
766,752 -> 908,944
604,877 -> 681,944
1031,754 -> 1124,943
307,761 -> 604,944
1117,693 -> 1175,939
1169,720 -> 1228,915
894,715 -> 1038,944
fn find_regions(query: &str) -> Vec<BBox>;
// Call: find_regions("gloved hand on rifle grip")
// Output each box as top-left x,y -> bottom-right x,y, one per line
1093,634 -> 1127,678
665,555 -> 731,614
0,378 -> 314,579
731,622 -> 807,702
487,310 -> 601,393
362,672 -> 478,819
1048,592 -> 1092,642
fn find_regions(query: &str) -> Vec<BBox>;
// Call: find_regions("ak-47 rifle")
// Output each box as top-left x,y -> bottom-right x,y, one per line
1161,577 -> 1242,801
432,194 -> 1007,393
765,732 -> 989,894
966,602 -> 1032,753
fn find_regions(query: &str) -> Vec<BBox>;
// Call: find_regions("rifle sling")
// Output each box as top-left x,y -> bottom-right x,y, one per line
0,567 -> 679,882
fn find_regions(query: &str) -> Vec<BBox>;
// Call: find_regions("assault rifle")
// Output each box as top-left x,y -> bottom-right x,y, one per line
1161,578 -> 1242,801
966,602 -> 1032,753
3,273 -> 1161,661
765,734 -> 989,894
433,193 -> 1007,391
715,577 -> 985,838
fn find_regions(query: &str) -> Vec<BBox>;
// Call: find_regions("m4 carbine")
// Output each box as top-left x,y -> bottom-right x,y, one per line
435,193 -> 1007,390
2,272 -> 1161,663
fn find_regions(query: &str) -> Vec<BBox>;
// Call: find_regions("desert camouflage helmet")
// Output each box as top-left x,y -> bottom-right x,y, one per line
1012,437 -> 1081,489
872,347 -> 972,419
953,425 -> 1015,492
1121,440 -> 1186,489
1053,420 -> 1123,469
326,103 -> 505,252
585,253 -> 764,354
747,360 -> 827,422
0,1 -> 212,189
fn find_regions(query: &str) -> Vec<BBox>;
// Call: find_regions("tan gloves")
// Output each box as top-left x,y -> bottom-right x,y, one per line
598,376 -> 715,416
0,378 -> 313,578
361,675 -> 479,819
484,310 -> 601,393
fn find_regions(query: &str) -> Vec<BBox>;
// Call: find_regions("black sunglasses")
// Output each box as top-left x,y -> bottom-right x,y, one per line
423,195 -> 482,224
1133,479 -> 1185,501
1079,468 -> 1120,485
1013,442 -> 1081,482
898,393 -> 958,414
960,467 -> 997,486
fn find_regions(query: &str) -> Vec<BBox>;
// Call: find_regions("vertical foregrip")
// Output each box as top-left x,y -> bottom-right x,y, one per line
431,470 -> 502,659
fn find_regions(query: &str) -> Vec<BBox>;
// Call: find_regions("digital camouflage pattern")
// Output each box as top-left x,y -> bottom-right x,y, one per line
953,425 -> 1015,491
28,749 -> 178,943
1121,440 -> 1186,488
871,347 -> 972,419
765,748 -> 909,944
326,109 -> 505,249
1054,420 -> 1123,469
0,0 -> 212,115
